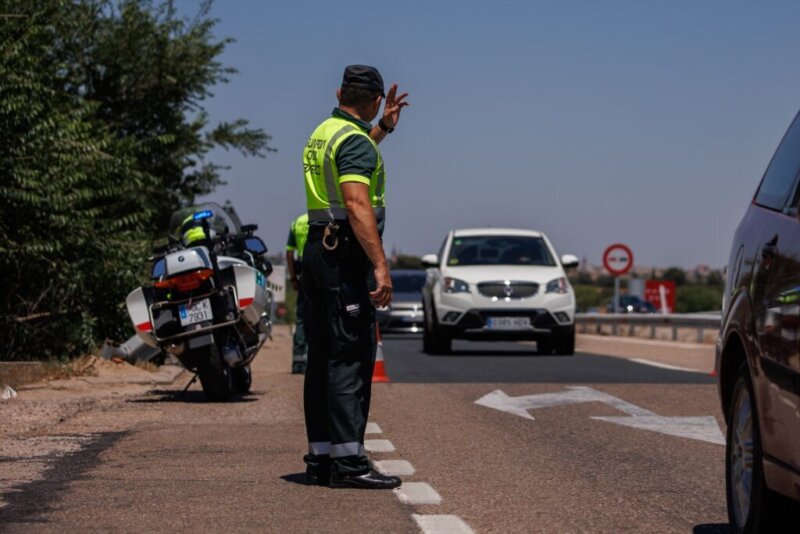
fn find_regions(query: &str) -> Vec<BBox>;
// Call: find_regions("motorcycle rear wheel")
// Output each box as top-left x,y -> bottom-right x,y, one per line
197,346 -> 234,402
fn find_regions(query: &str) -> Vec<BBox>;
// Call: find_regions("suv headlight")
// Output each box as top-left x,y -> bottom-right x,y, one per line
545,277 -> 568,294
443,277 -> 470,293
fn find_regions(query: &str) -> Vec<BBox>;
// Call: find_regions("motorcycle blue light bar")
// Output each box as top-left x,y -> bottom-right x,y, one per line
193,210 -> 213,221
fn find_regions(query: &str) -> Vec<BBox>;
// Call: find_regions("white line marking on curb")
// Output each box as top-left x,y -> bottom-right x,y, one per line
364,439 -> 395,452
412,514 -> 474,534
580,334 -> 712,350
365,422 -> 382,434
394,482 -> 442,505
629,358 -> 702,373
374,460 -> 415,476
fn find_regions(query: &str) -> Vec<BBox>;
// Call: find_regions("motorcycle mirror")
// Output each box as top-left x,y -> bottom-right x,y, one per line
241,224 -> 258,233
243,236 -> 267,255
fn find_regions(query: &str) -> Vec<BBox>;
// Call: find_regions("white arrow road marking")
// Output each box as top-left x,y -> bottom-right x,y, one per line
475,386 -> 652,420
592,415 -> 725,445
475,386 -> 725,445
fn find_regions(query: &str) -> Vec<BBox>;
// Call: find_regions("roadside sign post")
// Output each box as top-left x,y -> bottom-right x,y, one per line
603,244 -> 634,313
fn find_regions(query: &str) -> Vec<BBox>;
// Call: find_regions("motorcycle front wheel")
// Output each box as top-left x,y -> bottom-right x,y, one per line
232,365 -> 252,394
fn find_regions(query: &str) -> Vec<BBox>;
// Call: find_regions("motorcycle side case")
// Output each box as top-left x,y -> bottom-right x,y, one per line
232,264 -> 270,326
126,287 -> 158,348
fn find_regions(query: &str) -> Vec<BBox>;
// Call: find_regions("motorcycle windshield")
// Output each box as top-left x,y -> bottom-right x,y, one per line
168,202 -> 241,238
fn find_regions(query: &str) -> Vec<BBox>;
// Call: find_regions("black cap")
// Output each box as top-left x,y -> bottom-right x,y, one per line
341,65 -> 385,97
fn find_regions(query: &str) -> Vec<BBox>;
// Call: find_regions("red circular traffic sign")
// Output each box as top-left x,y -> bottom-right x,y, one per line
603,243 -> 634,276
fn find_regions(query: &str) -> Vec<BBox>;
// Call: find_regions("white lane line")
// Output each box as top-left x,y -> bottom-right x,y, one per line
629,358 -> 703,373
413,514 -> 475,534
364,439 -> 395,452
394,482 -> 442,505
374,459 -> 416,476
365,422 -> 383,434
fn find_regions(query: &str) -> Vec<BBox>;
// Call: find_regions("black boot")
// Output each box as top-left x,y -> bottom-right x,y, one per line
305,466 -> 330,486
330,469 -> 402,489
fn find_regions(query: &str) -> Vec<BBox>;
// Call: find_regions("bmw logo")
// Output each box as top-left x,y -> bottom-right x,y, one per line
178,256 -> 185,263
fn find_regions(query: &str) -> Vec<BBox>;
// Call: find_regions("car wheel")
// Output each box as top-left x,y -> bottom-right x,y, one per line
555,329 -> 575,356
726,363 -> 795,533
423,306 -> 451,355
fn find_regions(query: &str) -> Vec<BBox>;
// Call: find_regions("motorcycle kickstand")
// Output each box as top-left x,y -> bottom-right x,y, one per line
182,372 -> 199,396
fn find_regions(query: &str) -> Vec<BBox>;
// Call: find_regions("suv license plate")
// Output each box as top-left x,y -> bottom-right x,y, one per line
179,299 -> 213,326
488,316 -> 531,329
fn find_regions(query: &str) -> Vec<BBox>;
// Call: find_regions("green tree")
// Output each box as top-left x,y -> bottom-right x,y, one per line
0,0 -> 273,360
1,4 -> 157,360
392,254 -> 423,270
53,0 -> 274,231
675,285 -> 722,313
662,267 -> 687,286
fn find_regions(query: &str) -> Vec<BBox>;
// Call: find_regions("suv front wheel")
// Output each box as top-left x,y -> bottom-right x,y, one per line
423,305 -> 451,355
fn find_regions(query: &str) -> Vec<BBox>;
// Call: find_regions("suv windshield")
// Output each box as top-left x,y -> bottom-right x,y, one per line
391,272 -> 426,293
447,235 -> 556,267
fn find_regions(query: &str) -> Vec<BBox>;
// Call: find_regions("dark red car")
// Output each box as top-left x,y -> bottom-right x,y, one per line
717,110 -> 800,532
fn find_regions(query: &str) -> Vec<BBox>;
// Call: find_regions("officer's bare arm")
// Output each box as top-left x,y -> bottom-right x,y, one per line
341,182 -> 392,307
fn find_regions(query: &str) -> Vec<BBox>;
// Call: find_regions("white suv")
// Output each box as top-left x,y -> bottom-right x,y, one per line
421,228 -> 578,355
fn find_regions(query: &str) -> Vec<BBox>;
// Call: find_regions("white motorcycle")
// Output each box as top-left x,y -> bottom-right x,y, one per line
125,204 -> 273,401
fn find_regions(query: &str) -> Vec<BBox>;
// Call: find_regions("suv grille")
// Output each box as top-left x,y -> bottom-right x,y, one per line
477,281 -> 539,300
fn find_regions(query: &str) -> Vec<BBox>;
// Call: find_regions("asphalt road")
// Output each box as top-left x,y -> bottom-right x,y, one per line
382,336 -> 716,384
0,330 -> 729,533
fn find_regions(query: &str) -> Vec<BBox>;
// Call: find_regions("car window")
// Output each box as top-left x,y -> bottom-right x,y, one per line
754,112 -> 800,211
446,236 -> 556,267
391,273 -> 426,293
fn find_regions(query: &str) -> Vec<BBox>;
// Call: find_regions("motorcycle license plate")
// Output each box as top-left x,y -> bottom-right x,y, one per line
179,299 -> 213,326
487,316 -> 531,329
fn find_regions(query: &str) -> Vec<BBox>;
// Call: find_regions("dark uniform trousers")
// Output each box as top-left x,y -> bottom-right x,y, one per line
302,223 -> 376,476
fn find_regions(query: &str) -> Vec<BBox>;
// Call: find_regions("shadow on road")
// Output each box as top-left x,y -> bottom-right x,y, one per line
129,389 -> 262,404
281,472 -> 311,486
0,432 -> 127,526
693,524 -> 730,533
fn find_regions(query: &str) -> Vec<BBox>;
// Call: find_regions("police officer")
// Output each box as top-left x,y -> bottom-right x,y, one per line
286,212 -> 309,374
302,65 -> 408,489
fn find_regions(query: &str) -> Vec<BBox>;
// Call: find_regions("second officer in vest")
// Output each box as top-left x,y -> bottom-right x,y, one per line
302,65 -> 408,489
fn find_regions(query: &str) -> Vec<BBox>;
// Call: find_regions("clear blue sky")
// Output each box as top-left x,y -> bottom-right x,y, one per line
186,0 -> 800,269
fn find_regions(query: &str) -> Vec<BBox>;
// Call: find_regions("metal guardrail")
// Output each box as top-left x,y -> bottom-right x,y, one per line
575,313 -> 721,343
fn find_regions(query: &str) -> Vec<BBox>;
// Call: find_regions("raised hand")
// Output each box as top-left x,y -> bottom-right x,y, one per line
381,83 -> 409,130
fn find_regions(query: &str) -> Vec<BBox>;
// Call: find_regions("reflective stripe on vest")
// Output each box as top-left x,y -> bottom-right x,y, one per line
303,117 -> 385,223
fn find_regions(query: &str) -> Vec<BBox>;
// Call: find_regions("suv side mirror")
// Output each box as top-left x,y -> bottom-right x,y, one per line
244,236 -> 268,255
561,254 -> 579,269
421,254 -> 439,268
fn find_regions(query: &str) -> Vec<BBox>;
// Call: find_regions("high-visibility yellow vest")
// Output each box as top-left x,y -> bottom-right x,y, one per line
288,213 -> 310,258
303,116 -> 385,224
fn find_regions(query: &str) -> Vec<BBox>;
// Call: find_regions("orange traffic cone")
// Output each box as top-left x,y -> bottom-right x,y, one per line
372,324 -> 390,383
